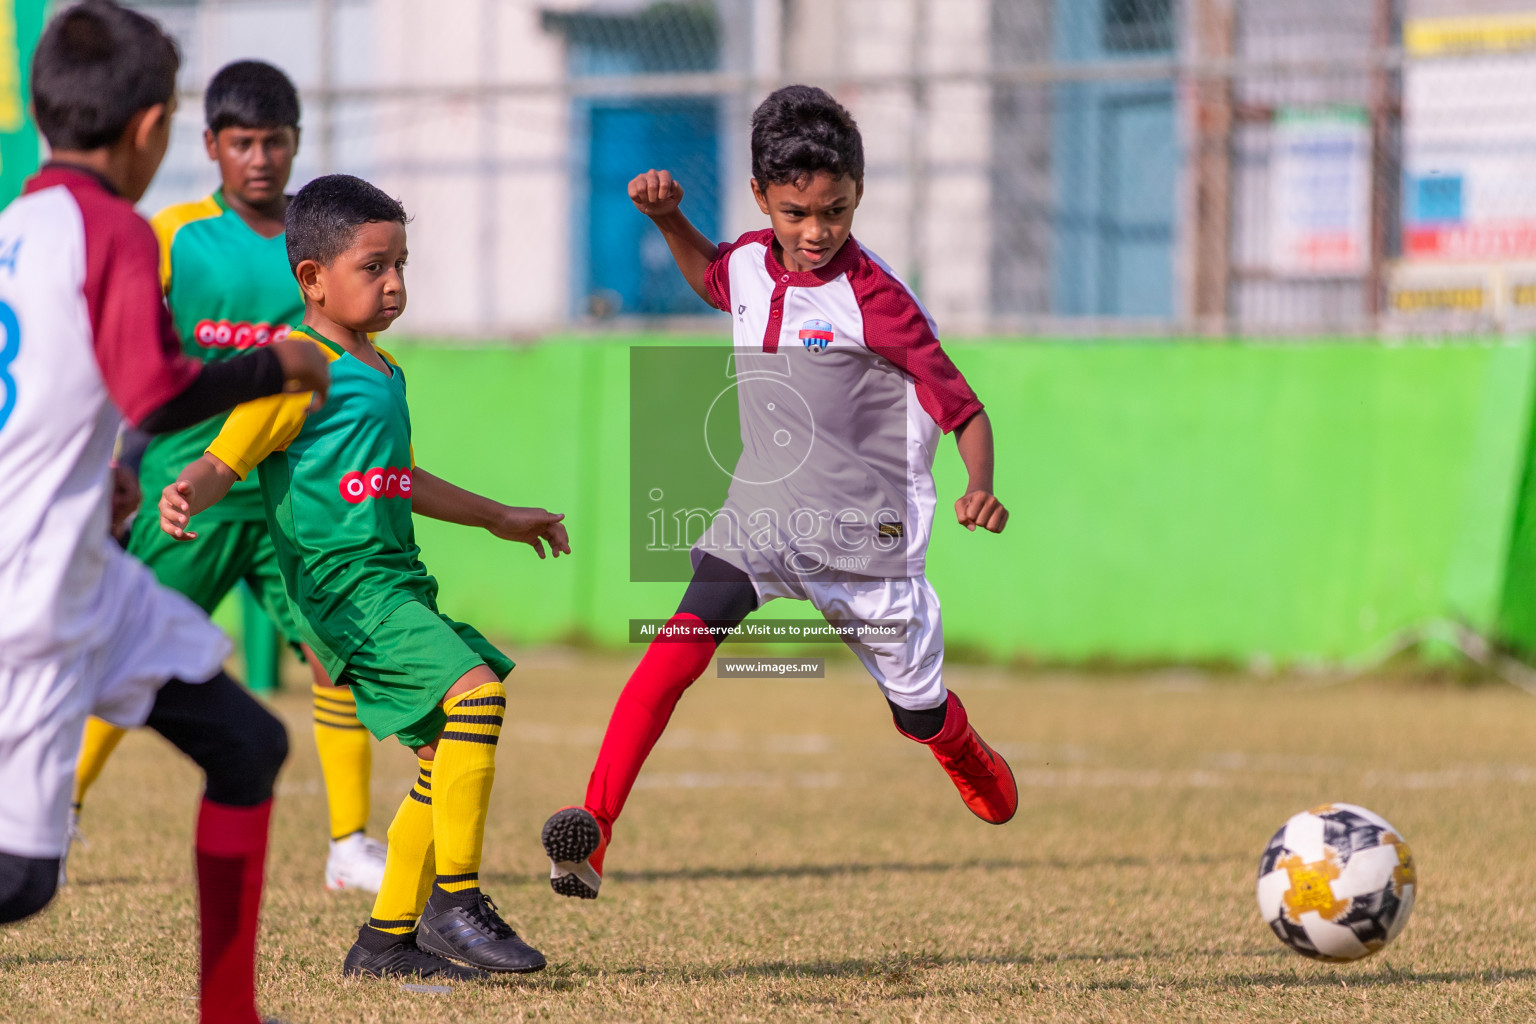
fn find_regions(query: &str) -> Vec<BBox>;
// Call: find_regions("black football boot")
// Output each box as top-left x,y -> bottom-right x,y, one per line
417,892 -> 547,974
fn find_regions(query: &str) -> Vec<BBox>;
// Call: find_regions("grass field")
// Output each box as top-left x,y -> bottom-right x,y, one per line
6,650 -> 1536,1022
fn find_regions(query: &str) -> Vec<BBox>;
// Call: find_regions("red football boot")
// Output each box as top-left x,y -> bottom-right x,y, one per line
541,806 -> 609,899
897,692 -> 1018,825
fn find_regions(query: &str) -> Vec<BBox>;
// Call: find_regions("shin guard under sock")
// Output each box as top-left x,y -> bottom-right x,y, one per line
583,613 -> 717,835
195,798 -> 272,1024
72,716 -> 127,811
366,760 -> 435,937
311,684 -> 372,839
430,682 -> 505,905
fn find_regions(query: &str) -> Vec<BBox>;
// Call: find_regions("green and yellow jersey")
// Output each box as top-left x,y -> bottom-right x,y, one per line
207,324 -> 437,680
143,190 -> 304,520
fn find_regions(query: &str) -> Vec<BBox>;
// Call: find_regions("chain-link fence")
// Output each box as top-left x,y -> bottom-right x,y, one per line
112,0 -> 1536,338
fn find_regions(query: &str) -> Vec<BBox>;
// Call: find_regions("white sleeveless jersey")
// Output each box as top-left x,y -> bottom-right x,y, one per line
0,165 -> 200,662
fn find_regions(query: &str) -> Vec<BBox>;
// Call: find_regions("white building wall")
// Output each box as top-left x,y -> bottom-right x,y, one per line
131,0 -> 574,340
781,0 -> 993,332
132,0 -> 993,336
372,0 -> 571,337
920,0 -> 992,332
132,0 -> 371,221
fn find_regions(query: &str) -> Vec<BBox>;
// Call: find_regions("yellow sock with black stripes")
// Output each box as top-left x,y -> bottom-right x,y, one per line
312,684 -> 372,840
364,759 -> 435,938
429,681 -> 505,906
72,717 -> 127,812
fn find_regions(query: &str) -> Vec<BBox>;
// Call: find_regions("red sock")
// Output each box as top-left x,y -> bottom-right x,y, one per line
584,613 -> 716,834
195,798 -> 272,1024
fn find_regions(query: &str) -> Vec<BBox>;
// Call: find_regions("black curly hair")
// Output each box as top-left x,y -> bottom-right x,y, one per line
750,85 -> 864,188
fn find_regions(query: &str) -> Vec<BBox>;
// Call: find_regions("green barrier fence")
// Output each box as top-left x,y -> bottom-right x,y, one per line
377,335 -> 1536,667
1497,364 -> 1536,658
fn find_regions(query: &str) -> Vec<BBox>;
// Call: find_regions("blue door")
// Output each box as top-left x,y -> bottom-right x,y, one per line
1053,0 -> 1177,317
1100,92 -> 1176,317
549,8 -> 722,317
587,101 -> 719,315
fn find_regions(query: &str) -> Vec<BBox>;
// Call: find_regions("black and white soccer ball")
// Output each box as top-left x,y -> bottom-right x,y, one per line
1255,803 -> 1417,962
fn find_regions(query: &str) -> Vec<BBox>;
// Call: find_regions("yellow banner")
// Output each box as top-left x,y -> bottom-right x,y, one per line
1406,12 -> 1536,56
1389,284 -> 1487,313
0,3 -> 20,133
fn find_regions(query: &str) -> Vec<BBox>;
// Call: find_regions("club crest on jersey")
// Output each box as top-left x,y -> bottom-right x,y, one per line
798,319 -> 834,353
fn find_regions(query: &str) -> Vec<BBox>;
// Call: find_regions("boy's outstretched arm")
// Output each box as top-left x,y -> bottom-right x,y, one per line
630,169 -> 718,306
159,387 -> 315,541
159,454 -> 241,541
411,468 -> 571,559
953,411 -> 1009,534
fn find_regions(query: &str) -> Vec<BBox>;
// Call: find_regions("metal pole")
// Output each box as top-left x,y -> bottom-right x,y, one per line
752,0 -> 782,82
905,0 -> 928,289
480,0 -> 498,329
1190,0 -> 1234,334
201,0 -> 223,84
317,0 -> 335,174
1366,0 -> 1398,325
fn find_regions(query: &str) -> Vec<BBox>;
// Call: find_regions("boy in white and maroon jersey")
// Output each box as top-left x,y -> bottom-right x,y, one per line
542,85 -> 1015,900
0,5 -> 328,1022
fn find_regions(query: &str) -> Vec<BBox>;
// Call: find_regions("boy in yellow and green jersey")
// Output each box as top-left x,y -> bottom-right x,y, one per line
159,173 -> 570,980
70,60 -> 387,893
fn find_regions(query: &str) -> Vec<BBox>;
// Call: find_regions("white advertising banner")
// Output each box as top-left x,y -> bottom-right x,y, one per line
1270,108 -> 1373,277
1403,13 -> 1536,262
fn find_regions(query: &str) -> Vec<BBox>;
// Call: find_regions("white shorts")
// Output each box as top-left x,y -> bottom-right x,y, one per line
704,549 -> 947,711
0,550 -> 229,858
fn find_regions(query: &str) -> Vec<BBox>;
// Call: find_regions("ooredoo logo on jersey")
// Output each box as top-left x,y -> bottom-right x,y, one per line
192,319 -> 292,349
339,467 -> 413,503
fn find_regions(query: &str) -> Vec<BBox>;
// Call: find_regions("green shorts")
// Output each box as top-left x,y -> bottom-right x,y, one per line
339,600 -> 515,748
126,512 -> 305,649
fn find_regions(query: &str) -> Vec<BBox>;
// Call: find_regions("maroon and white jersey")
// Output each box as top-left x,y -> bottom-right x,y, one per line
696,229 -> 982,580
0,165 -> 201,661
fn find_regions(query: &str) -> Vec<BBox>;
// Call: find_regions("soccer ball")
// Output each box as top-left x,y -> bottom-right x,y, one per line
1255,803 -> 1417,962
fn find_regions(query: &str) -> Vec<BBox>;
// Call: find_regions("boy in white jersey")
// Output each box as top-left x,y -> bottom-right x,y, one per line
541,85 -> 1014,900
0,5 -> 329,1023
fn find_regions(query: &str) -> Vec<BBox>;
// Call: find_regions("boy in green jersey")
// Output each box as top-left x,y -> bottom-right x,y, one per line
71,60 -> 388,894
159,174 -> 569,980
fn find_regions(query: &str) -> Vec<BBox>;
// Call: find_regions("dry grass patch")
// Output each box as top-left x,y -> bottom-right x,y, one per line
5,653 -> 1536,1021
